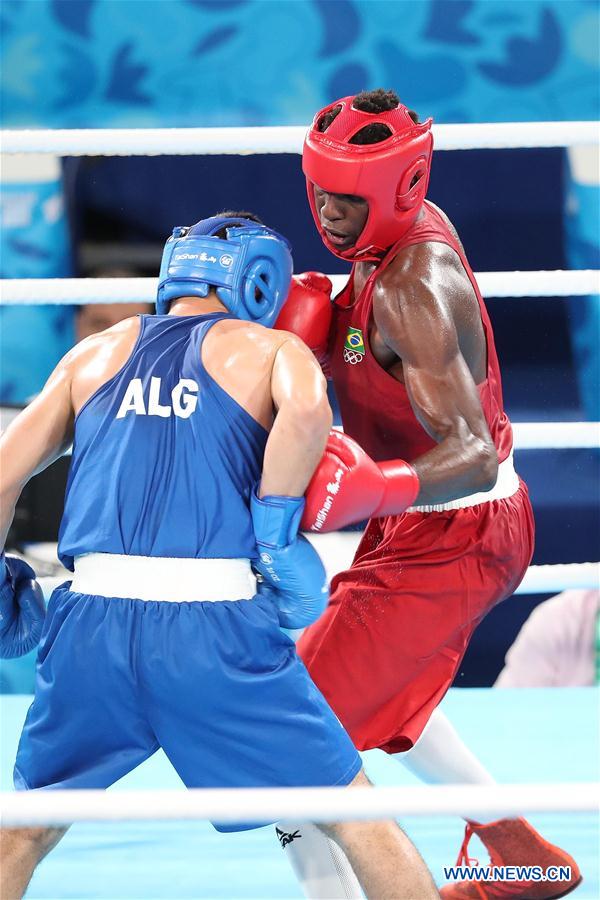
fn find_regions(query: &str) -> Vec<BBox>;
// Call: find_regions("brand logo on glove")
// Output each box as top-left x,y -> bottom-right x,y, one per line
276,827 -> 301,848
313,467 -> 344,531
343,326 -> 365,365
259,553 -> 281,582
220,254 -> 234,267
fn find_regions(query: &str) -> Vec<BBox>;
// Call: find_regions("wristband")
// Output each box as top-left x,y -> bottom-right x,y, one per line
251,491 -> 305,548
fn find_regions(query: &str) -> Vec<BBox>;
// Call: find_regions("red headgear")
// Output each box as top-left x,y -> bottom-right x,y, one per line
302,95 -> 433,261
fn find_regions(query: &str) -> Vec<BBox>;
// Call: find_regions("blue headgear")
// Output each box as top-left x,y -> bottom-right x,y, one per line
156,216 -> 293,327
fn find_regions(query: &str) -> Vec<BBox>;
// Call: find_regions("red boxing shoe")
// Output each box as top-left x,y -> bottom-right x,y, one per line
440,818 -> 581,899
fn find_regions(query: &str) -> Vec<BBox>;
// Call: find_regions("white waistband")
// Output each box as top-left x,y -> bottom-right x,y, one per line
71,554 -> 256,602
406,451 -> 519,513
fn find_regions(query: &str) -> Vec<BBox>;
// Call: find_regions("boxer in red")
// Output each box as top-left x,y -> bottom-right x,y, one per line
276,90 -> 581,899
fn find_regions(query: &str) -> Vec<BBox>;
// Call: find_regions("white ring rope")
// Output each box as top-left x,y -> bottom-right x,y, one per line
1,270 -> 598,307
5,277 -> 598,451
514,563 -> 599,593
307,534 -> 599,594
512,421 -> 600,450
332,270 -> 600,299
2,121 -> 598,156
1,267 -> 596,590
1,782 -> 597,827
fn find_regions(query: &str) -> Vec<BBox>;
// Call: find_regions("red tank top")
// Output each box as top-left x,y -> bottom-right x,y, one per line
329,202 -> 513,464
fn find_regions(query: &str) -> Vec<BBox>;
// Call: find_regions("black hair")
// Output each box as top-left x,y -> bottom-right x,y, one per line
352,88 -> 400,114
213,210 -> 263,240
317,89 -> 420,145
210,210 -> 266,299
317,104 -> 343,133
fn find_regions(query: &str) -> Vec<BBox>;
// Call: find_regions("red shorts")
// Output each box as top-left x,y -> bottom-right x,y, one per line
298,480 -> 535,753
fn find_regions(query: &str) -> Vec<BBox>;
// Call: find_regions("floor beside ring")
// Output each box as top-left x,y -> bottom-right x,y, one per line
1,688 -> 598,900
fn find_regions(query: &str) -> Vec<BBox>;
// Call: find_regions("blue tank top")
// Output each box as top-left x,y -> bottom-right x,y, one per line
58,314 -> 268,570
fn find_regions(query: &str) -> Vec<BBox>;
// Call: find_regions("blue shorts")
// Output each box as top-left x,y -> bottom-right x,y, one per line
14,584 -> 361,831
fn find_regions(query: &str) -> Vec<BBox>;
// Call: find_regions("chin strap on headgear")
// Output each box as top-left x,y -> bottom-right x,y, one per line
302,95 -> 433,261
156,216 -> 293,327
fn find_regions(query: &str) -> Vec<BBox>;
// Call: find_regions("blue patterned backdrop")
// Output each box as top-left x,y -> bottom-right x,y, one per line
1,0 -> 598,127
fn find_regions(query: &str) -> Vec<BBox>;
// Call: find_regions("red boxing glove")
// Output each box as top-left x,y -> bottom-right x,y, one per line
275,272 -> 333,370
301,431 -> 420,532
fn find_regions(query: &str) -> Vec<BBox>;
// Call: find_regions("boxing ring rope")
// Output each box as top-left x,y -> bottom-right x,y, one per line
1,782 -> 598,827
2,275 -> 599,456
511,422 -> 599,449
308,533 -> 599,595
513,563 -> 599,592
1,271 -> 598,594
1,269 -> 599,305
2,120 -> 598,155
0,121 -> 597,605
0,126 -> 597,847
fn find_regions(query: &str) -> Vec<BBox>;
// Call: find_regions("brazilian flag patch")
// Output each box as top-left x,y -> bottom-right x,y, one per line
343,326 -> 366,365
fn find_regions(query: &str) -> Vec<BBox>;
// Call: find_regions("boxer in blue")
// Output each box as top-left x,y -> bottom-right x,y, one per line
0,214 -> 438,899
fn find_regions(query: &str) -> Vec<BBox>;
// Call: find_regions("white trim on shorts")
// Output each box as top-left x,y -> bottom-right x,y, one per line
406,451 -> 520,513
71,554 -> 256,602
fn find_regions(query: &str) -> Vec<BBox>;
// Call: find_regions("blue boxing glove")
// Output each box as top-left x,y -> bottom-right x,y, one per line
251,491 -> 328,629
0,553 -> 46,659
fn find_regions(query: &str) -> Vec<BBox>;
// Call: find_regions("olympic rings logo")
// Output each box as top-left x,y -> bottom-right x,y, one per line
343,348 -> 364,365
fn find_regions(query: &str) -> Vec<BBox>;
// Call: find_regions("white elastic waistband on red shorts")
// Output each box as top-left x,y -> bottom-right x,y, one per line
406,451 -> 519,513
71,554 -> 256,603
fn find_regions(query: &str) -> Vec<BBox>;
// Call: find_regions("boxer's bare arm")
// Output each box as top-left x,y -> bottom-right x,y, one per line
201,320 -> 332,491
374,250 -> 498,506
0,354 -> 75,547
260,333 -> 332,497
0,318 -> 140,548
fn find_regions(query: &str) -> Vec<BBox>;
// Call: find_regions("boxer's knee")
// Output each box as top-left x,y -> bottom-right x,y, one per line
1,826 -> 67,864
316,769 -> 372,842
